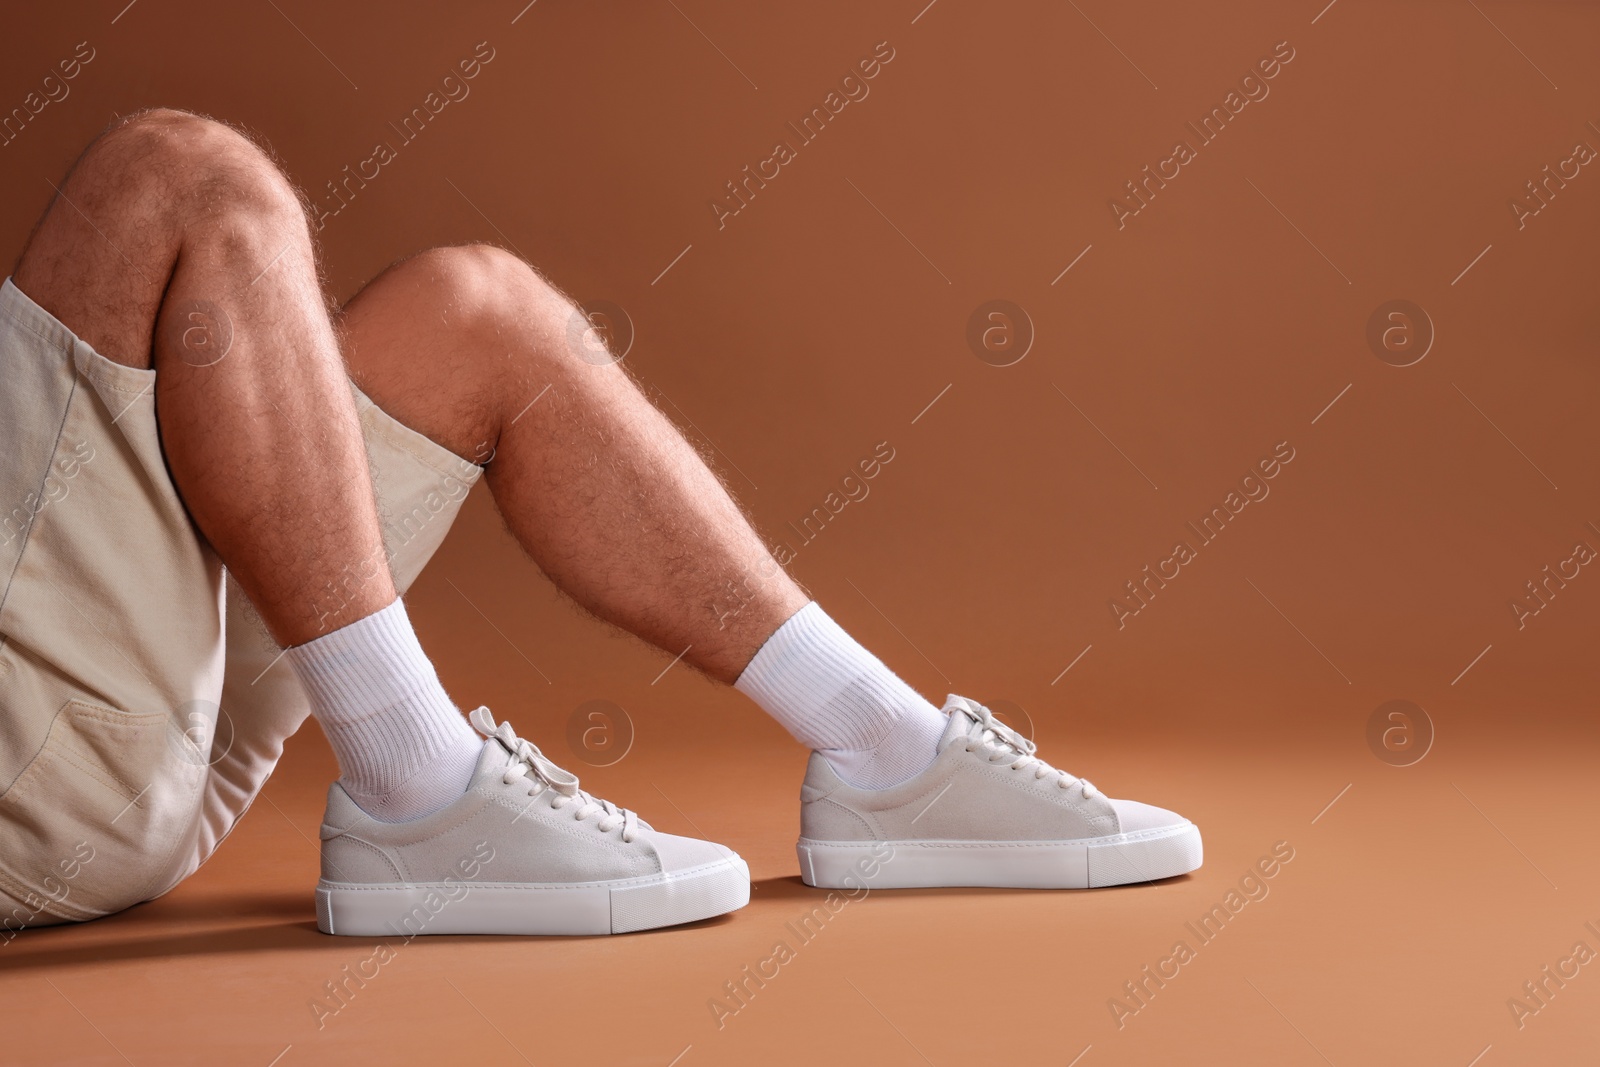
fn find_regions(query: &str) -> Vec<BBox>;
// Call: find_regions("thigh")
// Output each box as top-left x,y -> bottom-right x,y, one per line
12,109 -> 290,371
11,114 -> 193,369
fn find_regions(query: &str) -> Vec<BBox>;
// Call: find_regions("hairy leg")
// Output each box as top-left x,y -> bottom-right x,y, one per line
13,109 -> 393,645
339,244 -> 807,684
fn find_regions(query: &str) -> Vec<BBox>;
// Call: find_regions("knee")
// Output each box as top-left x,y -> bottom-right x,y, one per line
409,243 -> 559,318
402,244 -> 595,363
83,108 -> 303,225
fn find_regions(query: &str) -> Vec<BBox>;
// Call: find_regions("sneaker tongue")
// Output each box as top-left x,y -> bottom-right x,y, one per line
937,693 -> 1032,756
937,695 -> 984,749
473,735 -> 517,779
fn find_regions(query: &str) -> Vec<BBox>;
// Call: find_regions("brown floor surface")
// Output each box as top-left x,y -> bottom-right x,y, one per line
5,692 -> 1596,1066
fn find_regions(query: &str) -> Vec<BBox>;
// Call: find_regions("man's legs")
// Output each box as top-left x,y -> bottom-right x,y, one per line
338,245 -> 949,787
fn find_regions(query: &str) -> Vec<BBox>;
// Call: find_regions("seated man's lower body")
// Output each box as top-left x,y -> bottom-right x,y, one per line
0,109 -> 1200,938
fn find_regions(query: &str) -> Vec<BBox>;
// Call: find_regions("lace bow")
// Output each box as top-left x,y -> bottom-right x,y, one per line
948,696 -> 1100,799
468,707 -> 642,841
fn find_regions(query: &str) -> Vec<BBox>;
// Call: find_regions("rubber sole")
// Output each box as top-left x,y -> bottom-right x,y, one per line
796,823 -> 1202,889
316,854 -> 750,936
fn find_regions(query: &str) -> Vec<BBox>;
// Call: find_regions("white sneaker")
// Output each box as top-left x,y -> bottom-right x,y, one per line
315,708 -> 750,935
796,695 -> 1202,889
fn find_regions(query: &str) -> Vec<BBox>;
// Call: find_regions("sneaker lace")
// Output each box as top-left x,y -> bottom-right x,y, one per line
953,696 -> 1100,800
468,707 -> 642,843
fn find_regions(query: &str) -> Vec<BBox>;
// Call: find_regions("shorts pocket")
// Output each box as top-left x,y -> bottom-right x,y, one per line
0,699 -> 204,921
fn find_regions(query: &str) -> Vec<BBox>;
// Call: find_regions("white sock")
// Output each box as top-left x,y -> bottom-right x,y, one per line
286,598 -> 482,822
735,601 -> 946,788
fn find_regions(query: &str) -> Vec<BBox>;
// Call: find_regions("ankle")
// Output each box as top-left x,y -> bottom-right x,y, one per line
341,730 -> 481,822
821,707 -> 947,789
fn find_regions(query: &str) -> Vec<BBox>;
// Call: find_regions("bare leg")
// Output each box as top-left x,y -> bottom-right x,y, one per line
13,109 -> 393,645
339,244 -> 807,683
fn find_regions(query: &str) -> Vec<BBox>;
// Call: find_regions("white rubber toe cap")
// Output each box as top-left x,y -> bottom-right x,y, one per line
1110,798 -> 1191,834
649,831 -> 741,874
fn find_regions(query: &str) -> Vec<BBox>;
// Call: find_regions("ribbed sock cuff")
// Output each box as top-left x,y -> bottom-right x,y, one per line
287,598 -> 476,800
734,601 -> 939,756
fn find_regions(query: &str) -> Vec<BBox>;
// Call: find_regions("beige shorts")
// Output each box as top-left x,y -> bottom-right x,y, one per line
0,277 -> 481,931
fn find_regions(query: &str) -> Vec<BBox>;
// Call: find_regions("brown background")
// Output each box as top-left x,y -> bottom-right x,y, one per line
2,2 -> 1597,1065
